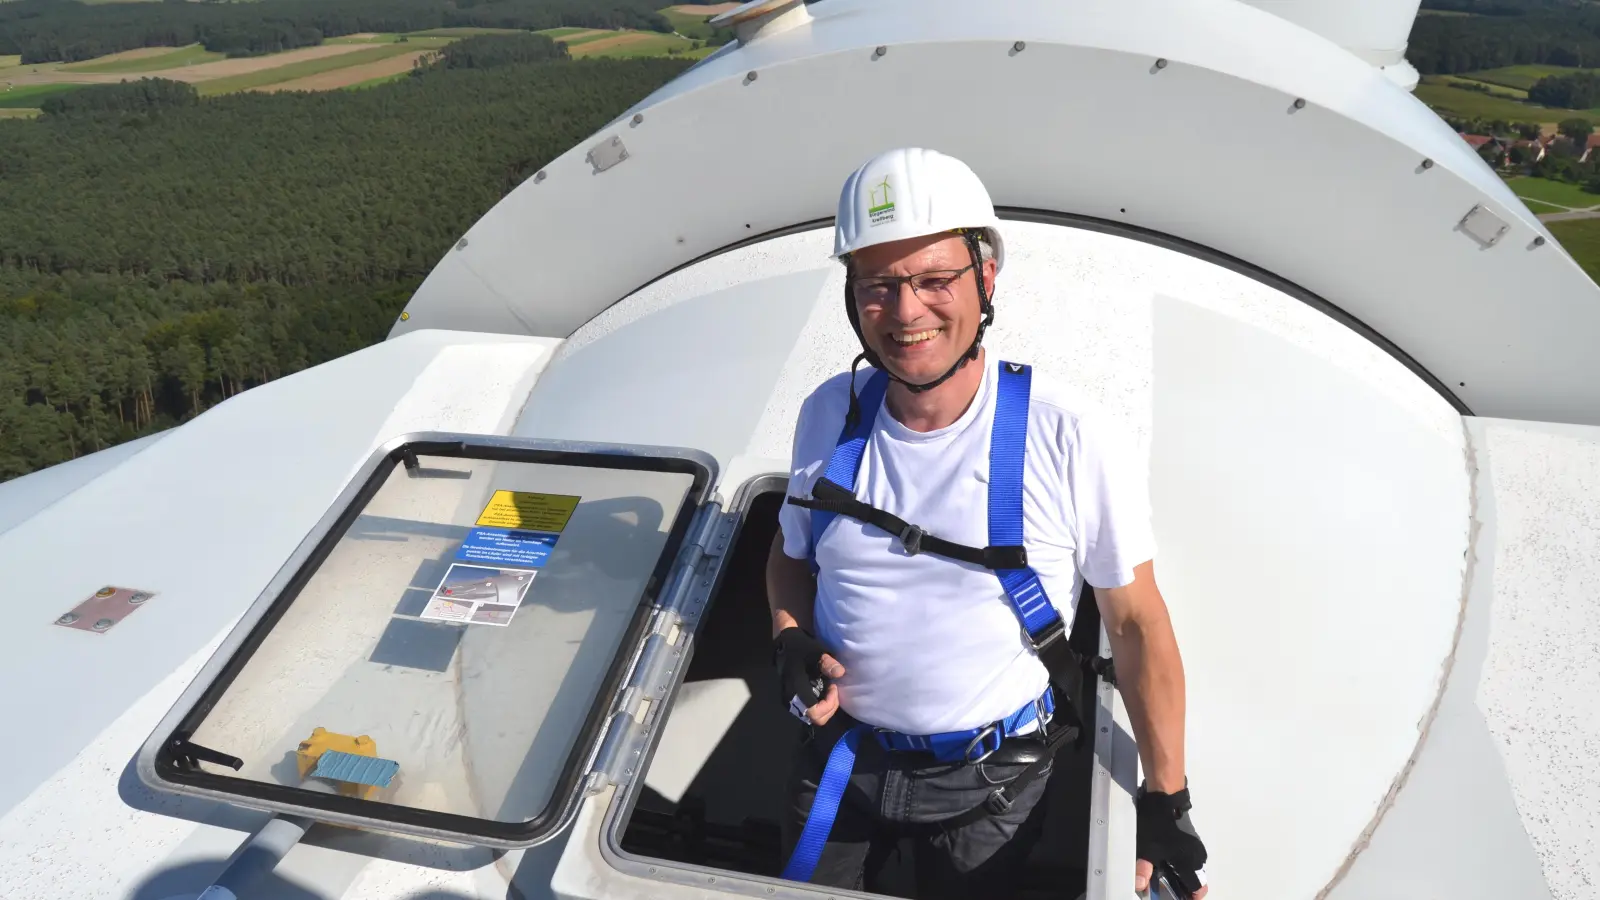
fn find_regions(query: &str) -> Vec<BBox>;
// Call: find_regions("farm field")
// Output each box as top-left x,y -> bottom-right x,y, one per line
61,44 -> 223,74
1468,65 -> 1595,92
0,83 -> 84,107
1548,218 -> 1600,282
0,6 -> 729,112
1434,73 -> 1528,99
1415,78 -> 1600,125
0,107 -> 39,118
261,50 -> 434,92
196,41 -> 447,95
1507,177 -> 1600,210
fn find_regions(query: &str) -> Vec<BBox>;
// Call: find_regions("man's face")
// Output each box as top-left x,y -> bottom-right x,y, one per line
848,233 -> 996,385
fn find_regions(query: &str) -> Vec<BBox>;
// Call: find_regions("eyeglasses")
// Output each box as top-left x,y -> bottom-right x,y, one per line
849,264 -> 976,309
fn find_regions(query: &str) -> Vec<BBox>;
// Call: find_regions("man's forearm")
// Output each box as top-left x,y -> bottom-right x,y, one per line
1102,568 -> 1188,794
767,532 -> 818,638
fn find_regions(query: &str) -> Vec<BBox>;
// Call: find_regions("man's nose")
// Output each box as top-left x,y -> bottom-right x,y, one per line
889,280 -> 931,322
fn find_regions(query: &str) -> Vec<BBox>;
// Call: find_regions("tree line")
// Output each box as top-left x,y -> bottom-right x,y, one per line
1408,2 -> 1600,73
1528,70 -> 1600,109
0,0 -> 672,63
411,31 -> 569,73
0,55 -> 692,481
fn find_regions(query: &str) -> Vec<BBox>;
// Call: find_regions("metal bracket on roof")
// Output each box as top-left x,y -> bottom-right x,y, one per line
1457,203 -> 1510,249
586,135 -> 629,174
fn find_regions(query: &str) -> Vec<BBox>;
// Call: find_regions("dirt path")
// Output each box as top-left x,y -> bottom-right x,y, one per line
255,50 -> 431,92
2,43 -> 374,87
670,3 -> 738,13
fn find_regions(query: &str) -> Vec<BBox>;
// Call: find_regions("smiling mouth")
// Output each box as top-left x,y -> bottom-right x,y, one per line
889,328 -> 941,347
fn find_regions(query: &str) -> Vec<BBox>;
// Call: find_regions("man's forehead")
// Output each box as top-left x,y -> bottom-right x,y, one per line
850,233 -> 967,273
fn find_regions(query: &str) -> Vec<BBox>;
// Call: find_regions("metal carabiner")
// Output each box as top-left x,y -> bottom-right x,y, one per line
963,723 -> 1000,765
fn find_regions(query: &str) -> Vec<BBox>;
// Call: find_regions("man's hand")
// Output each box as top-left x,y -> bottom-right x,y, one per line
1134,783 -> 1209,898
773,626 -> 846,725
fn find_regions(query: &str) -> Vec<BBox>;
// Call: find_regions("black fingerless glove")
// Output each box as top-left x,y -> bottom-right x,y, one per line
773,626 -> 830,722
1136,782 -> 1209,897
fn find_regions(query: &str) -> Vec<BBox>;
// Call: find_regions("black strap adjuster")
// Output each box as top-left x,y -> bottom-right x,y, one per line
899,523 -> 924,555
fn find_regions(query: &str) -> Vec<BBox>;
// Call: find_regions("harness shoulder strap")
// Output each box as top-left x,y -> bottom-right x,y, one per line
804,369 -> 890,569
989,362 -> 1061,638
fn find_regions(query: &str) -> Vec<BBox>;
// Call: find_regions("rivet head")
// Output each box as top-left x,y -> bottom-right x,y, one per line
873,45 -> 886,57
56,612 -> 79,625
533,170 -> 547,183
1534,235 -> 1547,246
1013,40 -> 1026,52
93,618 -> 114,631
1155,57 -> 1168,69
128,592 -> 151,605
1294,97 -> 1307,109
745,70 -> 758,84
399,311 -> 409,321
1421,158 -> 1434,169
631,113 -> 643,125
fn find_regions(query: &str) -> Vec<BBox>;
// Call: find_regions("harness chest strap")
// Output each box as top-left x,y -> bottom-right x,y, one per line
779,361 -> 1113,883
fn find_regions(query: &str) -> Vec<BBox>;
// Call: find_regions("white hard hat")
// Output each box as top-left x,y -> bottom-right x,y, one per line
833,147 -> 1004,271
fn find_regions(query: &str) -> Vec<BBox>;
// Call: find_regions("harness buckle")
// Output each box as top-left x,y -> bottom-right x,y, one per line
963,723 -> 1000,764
899,523 -> 924,556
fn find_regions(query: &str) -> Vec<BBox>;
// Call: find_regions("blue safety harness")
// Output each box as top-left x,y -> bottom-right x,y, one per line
780,360 -> 1087,883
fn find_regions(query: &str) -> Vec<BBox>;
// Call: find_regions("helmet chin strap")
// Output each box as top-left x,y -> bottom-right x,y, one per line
843,231 -> 994,427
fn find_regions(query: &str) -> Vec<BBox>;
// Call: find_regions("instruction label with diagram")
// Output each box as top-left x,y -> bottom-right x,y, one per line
425,491 -> 581,625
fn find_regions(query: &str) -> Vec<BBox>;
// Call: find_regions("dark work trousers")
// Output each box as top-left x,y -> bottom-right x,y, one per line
782,713 -> 1052,900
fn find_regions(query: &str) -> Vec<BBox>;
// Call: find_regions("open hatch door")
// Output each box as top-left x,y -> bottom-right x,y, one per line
137,432 -> 728,849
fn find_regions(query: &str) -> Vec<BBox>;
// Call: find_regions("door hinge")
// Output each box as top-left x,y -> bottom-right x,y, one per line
587,502 -> 736,793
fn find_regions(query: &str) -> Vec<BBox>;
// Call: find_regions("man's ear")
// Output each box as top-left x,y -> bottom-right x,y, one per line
982,257 -> 998,297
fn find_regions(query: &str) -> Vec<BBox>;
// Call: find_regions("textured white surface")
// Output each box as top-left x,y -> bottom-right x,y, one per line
1476,419 -> 1600,900
0,430 -> 168,537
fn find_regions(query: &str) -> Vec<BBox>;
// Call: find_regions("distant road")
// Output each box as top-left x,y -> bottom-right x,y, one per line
1537,209 -> 1600,222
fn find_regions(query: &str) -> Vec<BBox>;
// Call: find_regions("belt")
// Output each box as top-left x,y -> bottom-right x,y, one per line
781,689 -> 1054,882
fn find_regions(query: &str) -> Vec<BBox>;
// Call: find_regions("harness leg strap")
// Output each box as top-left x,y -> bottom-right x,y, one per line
781,723 -> 868,882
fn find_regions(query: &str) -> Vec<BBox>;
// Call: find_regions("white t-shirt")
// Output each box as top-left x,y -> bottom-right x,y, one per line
779,359 -> 1156,736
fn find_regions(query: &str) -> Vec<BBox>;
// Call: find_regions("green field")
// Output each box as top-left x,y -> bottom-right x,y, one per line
1468,65 -> 1591,92
408,27 -> 531,37
535,27 -> 592,38
1416,79 -> 1600,124
61,44 -> 223,74
1548,218 -> 1600,282
1435,73 -> 1529,99
570,31 -> 698,58
197,42 -> 441,95
0,55 -> 19,70
0,83 -> 84,107
660,7 -> 718,40
343,70 -> 412,90
1507,176 -> 1600,210
0,107 -> 40,118
1520,197 -> 1565,214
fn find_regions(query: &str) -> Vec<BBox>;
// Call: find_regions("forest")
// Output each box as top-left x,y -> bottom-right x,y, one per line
1409,1 -> 1600,73
0,0 -> 672,63
0,46 -> 692,481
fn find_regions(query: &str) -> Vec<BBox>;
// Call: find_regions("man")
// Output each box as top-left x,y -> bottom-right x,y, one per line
767,147 -> 1209,899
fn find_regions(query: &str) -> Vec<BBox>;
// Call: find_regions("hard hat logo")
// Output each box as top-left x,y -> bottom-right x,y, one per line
867,176 -> 896,225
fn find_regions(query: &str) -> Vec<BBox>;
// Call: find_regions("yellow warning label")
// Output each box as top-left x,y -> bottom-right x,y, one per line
476,491 -> 580,532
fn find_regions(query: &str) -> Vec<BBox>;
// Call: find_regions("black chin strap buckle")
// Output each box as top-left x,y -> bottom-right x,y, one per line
899,523 -> 924,556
